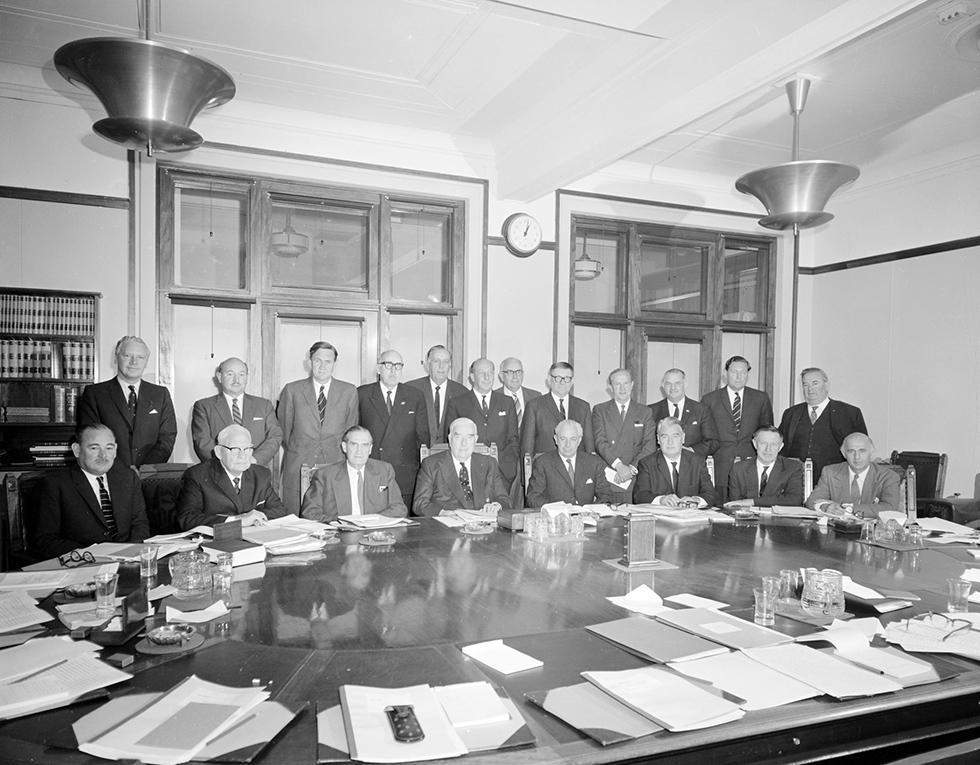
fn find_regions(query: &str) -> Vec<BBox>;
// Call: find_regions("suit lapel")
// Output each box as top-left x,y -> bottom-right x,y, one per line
216,395 -> 234,430
303,380 -> 320,425
444,456 -> 466,506
213,461 -> 244,513
331,468 -> 353,515
72,467 -> 108,528
108,383 -> 134,432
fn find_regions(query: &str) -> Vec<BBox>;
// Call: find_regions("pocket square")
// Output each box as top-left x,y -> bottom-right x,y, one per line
407,410 -> 415,414
379,485 -> 388,492
148,409 -> 159,415
497,410 -> 506,416
252,416 -> 263,421
586,478 -> 594,484
691,419 -> 698,425
633,422 -> 643,427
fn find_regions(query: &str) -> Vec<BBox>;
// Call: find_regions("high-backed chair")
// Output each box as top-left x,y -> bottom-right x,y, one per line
139,463 -> 192,536
300,463 -> 327,506
889,451 -> 954,521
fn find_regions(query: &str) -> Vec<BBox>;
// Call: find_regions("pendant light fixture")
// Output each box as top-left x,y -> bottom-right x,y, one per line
53,0 -> 235,155
735,78 -> 859,230
573,233 -> 603,281
271,209 -> 310,258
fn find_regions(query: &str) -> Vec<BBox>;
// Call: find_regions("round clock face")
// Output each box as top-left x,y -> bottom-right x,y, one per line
501,213 -> 542,257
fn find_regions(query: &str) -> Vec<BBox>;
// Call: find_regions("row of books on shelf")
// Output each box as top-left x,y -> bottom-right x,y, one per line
1,385 -> 81,424
29,441 -> 73,466
0,339 -> 95,380
0,294 -> 96,335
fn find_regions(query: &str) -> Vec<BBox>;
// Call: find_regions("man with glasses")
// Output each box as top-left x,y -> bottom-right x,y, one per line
177,424 -> 286,529
407,344 -> 467,447
413,417 -> 510,517
496,357 -> 541,431
358,350 -> 429,510
521,361 -> 594,458
278,341 -> 358,514
634,417 -> 717,507
35,424 -> 150,559
191,357 -> 282,468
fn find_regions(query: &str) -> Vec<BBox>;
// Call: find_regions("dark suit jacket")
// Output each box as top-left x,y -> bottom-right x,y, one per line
191,393 -> 283,467
701,386 -> 773,500
728,456 -> 804,507
79,378 -> 177,467
526,450 -> 615,508
778,399 -> 867,478
445,389 -> 519,483
177,457 -> 287,530
300,458 -> 406,523
521,393 -> 594,457
357,382 -> 428,501
648,397 -> 719,457
806,462 -> 901,519
412,451 -> 510,516
277,377 -> 358,515
495,386 -> 541,432
593,400 -> 656,469
407,376 -> 467,446
634,451 -> 717,507
34,462 -> 150,559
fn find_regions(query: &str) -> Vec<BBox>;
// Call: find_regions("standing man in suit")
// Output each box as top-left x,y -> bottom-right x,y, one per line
358,350 -> 429,509
413,417 -> 511,517
191,357 -> 282,468
521,361 -> 594,458
526,420 -> 615,507
806,432 -> 901,519
407,344 -> 466,447
648,368 -> 719,458
634,417 -> 717,507
778,367 -> 867,482
277,341 -> 359,515
177,424 -> 287,529
726,427 -> 805,508
593,368 -> 655,502
301,425 -> 406,522
496,356 -> 541,432
701,356 -> 773,503
78,335 -> 177,469
445,358 -> 519,494
34,424 -> 150,559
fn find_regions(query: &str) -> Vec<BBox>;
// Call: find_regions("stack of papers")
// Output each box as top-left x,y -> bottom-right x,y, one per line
768,506 -> 823,519
333,514 -> 412,530
526,682 -> 662,746
606,584 -> 668,616
461,639 -> 543,674
885,615 -> 980,662
656,608 -> 793,650
0,590 -> 53,633
587,617 -> 730,663
0,635 -> 100,683
0,653 -> 131,720
0,570 -> 68,591
432,681 -> 510,728
796,627 -> 940,686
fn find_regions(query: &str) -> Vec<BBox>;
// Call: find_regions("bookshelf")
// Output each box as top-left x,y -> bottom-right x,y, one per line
0,287 -> 100,467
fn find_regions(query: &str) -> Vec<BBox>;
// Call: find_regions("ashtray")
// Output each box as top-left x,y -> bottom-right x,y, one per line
146,624 -> 196,646
462,521 -> 495,535
359,530 -> 396,546
64,582 -> 97,598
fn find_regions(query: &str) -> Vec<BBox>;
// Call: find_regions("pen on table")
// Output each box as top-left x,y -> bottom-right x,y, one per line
11,657 -> 69,683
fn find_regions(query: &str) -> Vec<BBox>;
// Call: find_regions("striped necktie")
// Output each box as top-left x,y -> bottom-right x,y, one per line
809,406 -> 818,424
96,476 -> 117,534
732,392 -> 742,432
760,466 -> 770,495
317,385 -> 327,423
558,399 -> 566,419
566,458 -> 575,485
231,397 -> 242,425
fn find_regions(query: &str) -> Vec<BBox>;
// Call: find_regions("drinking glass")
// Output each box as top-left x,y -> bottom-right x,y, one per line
94,570 -> 119,619
754,587 -> 775,626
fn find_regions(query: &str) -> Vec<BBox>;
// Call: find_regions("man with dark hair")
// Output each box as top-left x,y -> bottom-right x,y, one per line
191,356 -> 282,467
78,335 -> 177,469
778,367 -> 867,482
701,355 -> 773,503
593,368 -> 655,502
301,426 -> 407,522
726,426 -> 804,507
521,361 -> 594,457
34,424 -> 150,558
278,341 -> 358,514
648,367 -> 719,457
407,344 -> 467,446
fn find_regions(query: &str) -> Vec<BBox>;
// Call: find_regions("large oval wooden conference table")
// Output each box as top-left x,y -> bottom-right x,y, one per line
3,515 -> 980,764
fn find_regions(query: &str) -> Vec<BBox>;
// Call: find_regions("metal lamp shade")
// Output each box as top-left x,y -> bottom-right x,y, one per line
735,160 -> 859,230
54,37 -> 235,154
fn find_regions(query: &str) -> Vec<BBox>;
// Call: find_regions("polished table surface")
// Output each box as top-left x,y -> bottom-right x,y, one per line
3,516 -> 980,763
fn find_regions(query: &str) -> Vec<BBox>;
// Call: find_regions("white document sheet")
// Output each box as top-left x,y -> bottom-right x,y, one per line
461,639 -> 543,674
0,590 -> 52,633
0,654 -> 131,720
664,593 -> 729,610
165,602 -> 229,624
433,681 -> 510,728
0,635 -> 99,683
917,517 -> 978,535
0,571 -> 68,591
607,584 -> 668,616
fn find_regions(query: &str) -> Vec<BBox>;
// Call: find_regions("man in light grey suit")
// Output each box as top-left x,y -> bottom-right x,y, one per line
191,357 -> 282,467
412,417 -> 510,517
592,368 -> 656,502
301,426 -> 406,522
806,432 -> 901,519
496,356 -> 541,431
278,341 -> 359,514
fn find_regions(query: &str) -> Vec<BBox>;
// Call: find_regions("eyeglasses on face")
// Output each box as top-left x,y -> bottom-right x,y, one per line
550,375 -> 573,384
500,369 -> 523,376
59,549 -> 97,568
219,443 -> 255,456
379,362 -> 404,371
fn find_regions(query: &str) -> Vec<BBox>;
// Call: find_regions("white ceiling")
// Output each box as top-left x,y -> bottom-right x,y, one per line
2,0 -> 978,200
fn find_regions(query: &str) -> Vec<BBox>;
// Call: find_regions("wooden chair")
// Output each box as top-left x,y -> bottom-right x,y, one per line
420,443 -> 499,461
138,463 -> 192,536
889,451 -> 954,521
300,463 -> 327,503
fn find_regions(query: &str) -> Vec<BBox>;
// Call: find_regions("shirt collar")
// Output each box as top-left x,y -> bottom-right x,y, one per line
808,398 -> 830,419
313,378 -> 331,396
452,456 -> 471,475
667,397 -> 685,413
117,377 -> 140,397
222,466 -> 247,485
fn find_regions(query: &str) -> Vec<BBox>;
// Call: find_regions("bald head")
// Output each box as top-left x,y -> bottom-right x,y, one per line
841,432 -> 874,473
498,357 -> 525,393
378,349 -> 404,387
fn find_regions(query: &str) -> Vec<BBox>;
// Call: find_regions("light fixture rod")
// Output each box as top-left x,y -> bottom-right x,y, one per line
785,78 -> 811,162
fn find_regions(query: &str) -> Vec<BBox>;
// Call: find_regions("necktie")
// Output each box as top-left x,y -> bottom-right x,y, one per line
231,397 -> 242,425
233,476 -> 241,494
850,473 -> 861,503
481,395 -> 489,418
317,385 -> 327,423
620,405 -> 627,422
458,463 -> 474,506
732,392 -> 742,432
127,385 -> 137,418
673,403 -> 680,420
356,469 -> 365,514
434,385 -> 442,428
670,461 -> 679,494
760,466 -> 770,495
96,476 -> 117,534
558,399 -> 566,419
513,395 -> 522,425
809,406 -> 818,424
566,458 -> 575,485
386,389 -> 393,414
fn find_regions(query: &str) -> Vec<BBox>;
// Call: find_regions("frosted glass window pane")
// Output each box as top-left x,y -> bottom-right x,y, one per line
171,303 -> 249,463
721,333 -> 763,390
645,341 -> 701,401
573,232 -> 621,314
391,207 -> 452,303
387,314 -> 449,382
175,188 -> 246,290
572,325 -> 624,407
723,245 -> 765,321
276,318 -> 362,390
639,241 -> 704,314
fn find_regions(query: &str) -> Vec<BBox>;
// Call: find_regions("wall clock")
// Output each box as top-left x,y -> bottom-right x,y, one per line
501,212 -> 542,257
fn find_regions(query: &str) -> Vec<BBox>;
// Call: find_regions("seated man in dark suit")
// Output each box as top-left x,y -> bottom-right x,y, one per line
806,432 -> 901,519
301,425 -> 407,522
726,427 -> 804,508
527,420 -> 615,508
177,424 -> 288,529
634,417 -> 717,507
413,417 -> 510,517
34,424 -> 150,559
